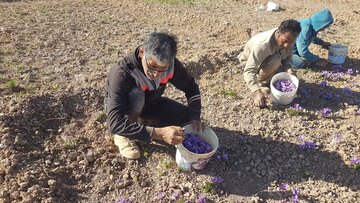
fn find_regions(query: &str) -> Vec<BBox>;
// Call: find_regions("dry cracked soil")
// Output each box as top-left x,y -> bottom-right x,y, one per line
0,0 -> 359,202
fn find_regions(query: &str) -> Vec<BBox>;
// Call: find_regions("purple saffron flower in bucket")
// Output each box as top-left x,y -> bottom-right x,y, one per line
274,79 -> 296,92
197,194 -> 206,203
183,134 -> 212,154
212,176 -> 224,184
320,108 -> 332,117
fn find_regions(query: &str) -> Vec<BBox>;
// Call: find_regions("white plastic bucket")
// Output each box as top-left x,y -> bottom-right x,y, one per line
270,72 -> 299,105
175,124 -> 219,171
328,44 -> 348,64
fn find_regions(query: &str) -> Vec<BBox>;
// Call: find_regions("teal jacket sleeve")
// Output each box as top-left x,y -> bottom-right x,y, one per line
295,25 -> 320,62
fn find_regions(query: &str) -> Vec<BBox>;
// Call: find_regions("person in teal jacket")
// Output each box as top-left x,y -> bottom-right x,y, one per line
292,8 -> 334,68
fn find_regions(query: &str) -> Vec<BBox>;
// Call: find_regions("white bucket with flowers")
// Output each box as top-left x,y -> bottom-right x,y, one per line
175,124 -> 219,171
270,72 -> 299,105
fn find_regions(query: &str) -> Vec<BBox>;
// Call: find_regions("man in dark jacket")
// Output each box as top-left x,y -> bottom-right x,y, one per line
292,8 -> 334,68
105,32 -> 203,159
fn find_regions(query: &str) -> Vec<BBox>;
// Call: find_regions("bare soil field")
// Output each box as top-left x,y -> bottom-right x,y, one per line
0,0 -> 359,202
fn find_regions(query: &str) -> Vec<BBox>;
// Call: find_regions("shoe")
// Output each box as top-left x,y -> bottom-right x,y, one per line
113,135 -> 140,159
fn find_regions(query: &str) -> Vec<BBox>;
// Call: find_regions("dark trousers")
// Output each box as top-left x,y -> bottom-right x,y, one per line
120,87 -> 191,127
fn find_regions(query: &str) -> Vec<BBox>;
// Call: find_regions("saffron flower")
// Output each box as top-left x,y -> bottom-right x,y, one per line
197,194 -> 206,203
320,108 -> 332,117
274,79 -> 296,92
117,197 -> 132,203
346,69 -> 354,75
279,183 -> 289,191
212,176 -> 224,184
114,177 -> 120,183
350,157 -> 360,165
171,190 -> 179,200
183,133 -> 212,154
297,135 -> 316,150
290,188 -> 300,202
293,103 -> 303,111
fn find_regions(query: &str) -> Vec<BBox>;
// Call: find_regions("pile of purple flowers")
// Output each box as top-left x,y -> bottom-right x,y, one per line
274,79 -> 297,92
182,133 -> 212,154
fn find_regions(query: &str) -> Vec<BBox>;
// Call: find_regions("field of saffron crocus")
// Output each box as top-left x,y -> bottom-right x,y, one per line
0,0 -> 359,202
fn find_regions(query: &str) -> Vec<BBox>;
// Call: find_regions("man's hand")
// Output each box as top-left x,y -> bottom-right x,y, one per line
322,42 -> 331,50
152,126 -> 185,145
253,90 -> 266,108
191,120 -> 206,132
315,58 -> 328,67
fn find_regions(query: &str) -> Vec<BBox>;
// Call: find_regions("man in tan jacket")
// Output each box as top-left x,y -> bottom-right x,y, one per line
238,19 -> 301,108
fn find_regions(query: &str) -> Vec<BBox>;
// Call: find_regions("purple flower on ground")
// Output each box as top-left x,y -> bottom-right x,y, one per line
321,71 -> 332,77
320,80 -> 327,87
290,188 -> 300,202
216,154 -> 222,161
346,69 -> 354,75
114,177 -> 120,183
157,192 -> 166,199
320,108 -> 332,117
117,197 -> 132,203
171,190 -> 179,200
350,157 -> 360,165
274,79 -> 296,92
342,87 -> 352,94
183,134 -> 213,154
222,151 -> 229,161
279,183 -> 289,191
297,135 -> 316,150
197,194 -> 206,203
293,103 -> 303,111
299,141 -> 316,150
212,176 -> 224,184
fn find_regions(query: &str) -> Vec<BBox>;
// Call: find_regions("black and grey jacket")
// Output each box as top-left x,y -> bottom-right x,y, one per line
105,47 -> 201,142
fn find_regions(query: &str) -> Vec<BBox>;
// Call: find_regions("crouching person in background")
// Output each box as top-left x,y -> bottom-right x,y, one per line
238,19 -> 301,108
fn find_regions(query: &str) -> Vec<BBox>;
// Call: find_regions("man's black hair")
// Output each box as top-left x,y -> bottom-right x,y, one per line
143,32 -> 177,65
278,19 -> 302,37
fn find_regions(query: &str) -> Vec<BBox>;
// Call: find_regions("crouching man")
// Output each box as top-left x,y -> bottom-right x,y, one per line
238,19 -> 301,108
105,32 -> 204,159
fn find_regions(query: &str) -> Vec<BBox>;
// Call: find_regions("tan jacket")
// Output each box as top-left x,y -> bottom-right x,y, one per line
238,28 -> 293,92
